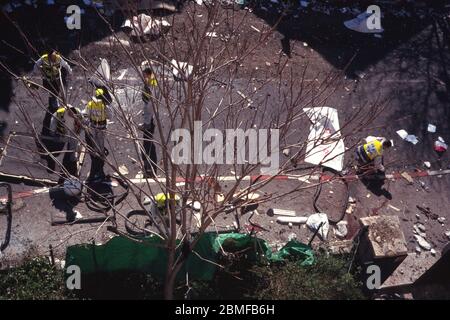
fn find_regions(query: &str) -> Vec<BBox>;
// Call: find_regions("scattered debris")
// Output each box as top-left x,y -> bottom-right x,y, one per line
122,14 -> 171,38
250,25 -> 260,33
268,208 -> 296,216
118,165 -> 129,176
423,161 -> 431,169
288,233 -> 297,241
400,172 -> 414,184
430,248 -> 436,256
282,148 -> 290,157
414,234 -> 431,251
445,231 -> 450,240
333,221 -> 348,239
206,31 -> 218,38
171,60 -> 194,81
427,124 -> 436,133
437,217 -> 445,224
276,216 -> 308,224
388,204 -> 401,212
396,129 -> 419,144
416,205 -> 438,220
306,213 -> 329,240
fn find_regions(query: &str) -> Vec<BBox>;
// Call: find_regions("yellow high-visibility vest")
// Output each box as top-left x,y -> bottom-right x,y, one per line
56,107 -> 66,135
363,139 -> 383,161
86,99 -> 107,125
40,53 -> 61,79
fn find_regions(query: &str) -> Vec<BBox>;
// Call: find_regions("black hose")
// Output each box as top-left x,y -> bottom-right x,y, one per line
312,167 -> 349,225
83,175 -> 130,213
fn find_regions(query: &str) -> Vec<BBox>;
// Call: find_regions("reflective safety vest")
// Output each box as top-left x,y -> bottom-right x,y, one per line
363,139 -> 383,161
40,53 -> 61,79
55,107 -> 66,135
86,98 -> 107,128
142,75 -> 158,103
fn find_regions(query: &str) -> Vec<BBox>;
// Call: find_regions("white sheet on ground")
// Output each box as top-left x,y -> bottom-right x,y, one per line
89,58 -> 111,87
303,107 -> 345,172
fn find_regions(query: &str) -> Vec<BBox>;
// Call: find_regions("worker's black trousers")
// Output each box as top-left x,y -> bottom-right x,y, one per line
41,78 -> 62,136
142,120 -> 157,177
44,139 -> 77,177
86,129 -> 106,180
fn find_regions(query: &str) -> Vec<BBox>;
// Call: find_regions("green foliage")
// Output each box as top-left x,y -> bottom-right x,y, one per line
0,257 -> 70,300
0,252 -> 365,300
250,253 -> 366,300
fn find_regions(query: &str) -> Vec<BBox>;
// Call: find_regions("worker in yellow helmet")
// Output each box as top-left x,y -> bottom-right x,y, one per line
355,136 -> 392,173
47,105 -> 82,178
82,88 -> 112,182
145,193 -> 181,226
140,66 -> 158,178
33,50 -> 72,136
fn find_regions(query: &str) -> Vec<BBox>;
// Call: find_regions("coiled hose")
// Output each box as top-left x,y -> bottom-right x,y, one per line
312,167 -> 349,225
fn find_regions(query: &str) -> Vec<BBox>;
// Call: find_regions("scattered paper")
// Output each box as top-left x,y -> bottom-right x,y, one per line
396,129 -> 408,140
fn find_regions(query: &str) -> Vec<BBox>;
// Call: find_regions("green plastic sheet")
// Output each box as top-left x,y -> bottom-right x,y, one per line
65,232 -> 315,281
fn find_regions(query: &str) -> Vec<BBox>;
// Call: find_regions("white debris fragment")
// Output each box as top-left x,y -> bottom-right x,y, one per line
300,1 -> 309,8
74,210 -> 83,219
250,25 -> 260,33
282,148 -> 290,156
427,124 -> 436,133
334,221 -> 348,239
122,14 -> 171,37
277,216 -> 308,224
117,69 -> 128,80
437,217 -> 445,224
306,213 -> 329,240
415,246 -> 421,253
424,161 -> 431,168
445,231 -> 450,240
288,233 -> 297,241
430,249 -> 436,256
396,129 -> 408,140
414,235 -> 431,251
405,135 -> 419,145
206,32 -> 218,38
171,59 -> 193,81
118,165 -> 129,175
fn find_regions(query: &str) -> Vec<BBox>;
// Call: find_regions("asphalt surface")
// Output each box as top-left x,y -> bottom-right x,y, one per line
0,1 -> 449,275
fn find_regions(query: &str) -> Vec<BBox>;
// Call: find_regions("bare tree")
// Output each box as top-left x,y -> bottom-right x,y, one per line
0,1 -> 387,299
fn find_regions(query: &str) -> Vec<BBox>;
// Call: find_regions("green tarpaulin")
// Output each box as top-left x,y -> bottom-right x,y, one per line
65,232 -> 315,281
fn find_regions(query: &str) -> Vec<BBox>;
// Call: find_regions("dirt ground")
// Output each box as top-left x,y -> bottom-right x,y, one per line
1,1 -> 449,290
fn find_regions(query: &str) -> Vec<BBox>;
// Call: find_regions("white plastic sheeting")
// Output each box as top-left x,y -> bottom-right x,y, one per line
304,107 -> 345,172
306,213 -> 329,241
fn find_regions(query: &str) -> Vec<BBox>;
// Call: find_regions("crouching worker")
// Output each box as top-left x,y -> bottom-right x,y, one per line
145,193 -> 181,225
355,136 -> 392,174
48,105 -> 82,179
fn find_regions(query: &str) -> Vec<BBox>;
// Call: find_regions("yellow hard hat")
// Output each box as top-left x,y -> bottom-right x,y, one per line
155,193 -> 180,209
95,88 -> 104,97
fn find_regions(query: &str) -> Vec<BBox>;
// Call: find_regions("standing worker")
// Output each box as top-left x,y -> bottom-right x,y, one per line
82,88 -> 112,182
33,50 -> 72,136
355,136 -> 392,174
140,67 -> 158,178
48,105 -> 82,179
